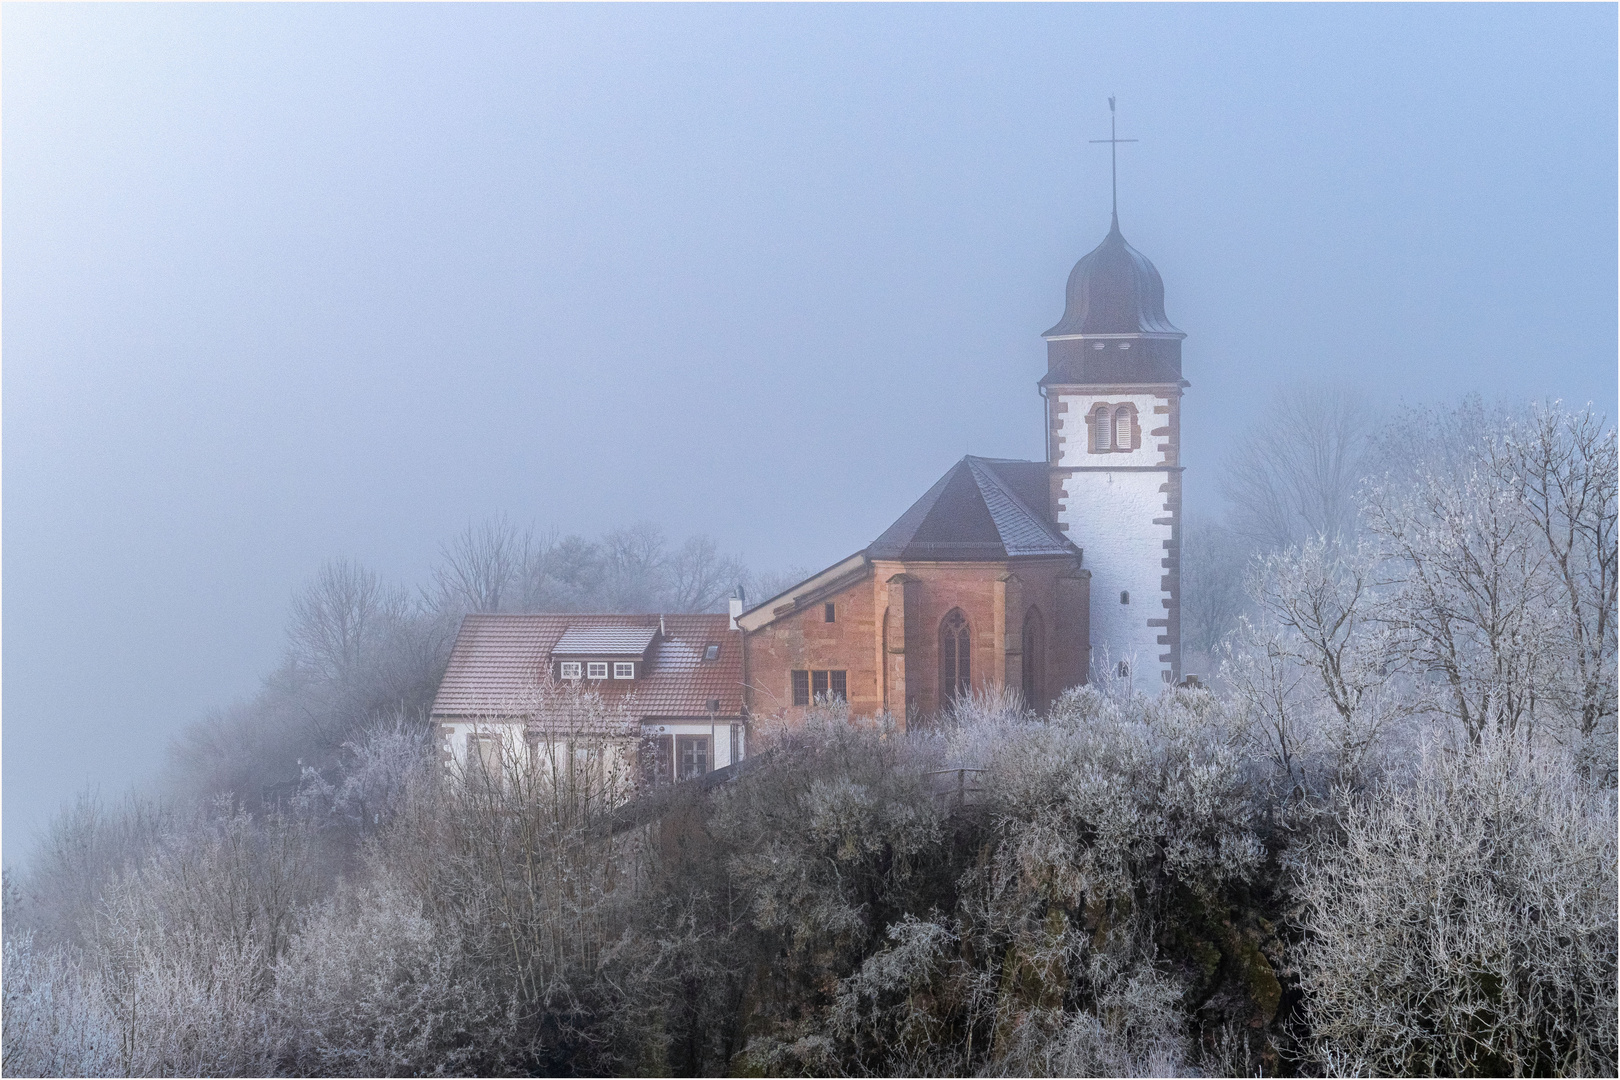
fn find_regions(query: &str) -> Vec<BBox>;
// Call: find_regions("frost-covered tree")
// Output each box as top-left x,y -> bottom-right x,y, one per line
1225,539 -> 1406,797
1295,732 -> 1618,1077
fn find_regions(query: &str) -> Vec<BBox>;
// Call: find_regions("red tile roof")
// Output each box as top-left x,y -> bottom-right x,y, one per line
432,613 -> 744,722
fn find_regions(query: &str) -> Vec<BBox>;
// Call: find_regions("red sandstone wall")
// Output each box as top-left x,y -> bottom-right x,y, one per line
744,557 -> 1088,730
742,569 -> 880,724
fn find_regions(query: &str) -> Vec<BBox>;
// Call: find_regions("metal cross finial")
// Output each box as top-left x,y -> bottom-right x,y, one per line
1089,95 -> 1138,226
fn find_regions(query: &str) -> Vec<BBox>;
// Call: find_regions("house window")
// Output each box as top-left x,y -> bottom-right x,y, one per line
1120,590 -> 1130,605
824,602 -> 836,623
467,733 -> 501,777
940,608 -> 971,703
792,670 -> 846,705
613,662 -> 634,679
703,643 -> 721,662
559,661 -> 582,680
587,662 -> 608,680
676,736 -> 710,781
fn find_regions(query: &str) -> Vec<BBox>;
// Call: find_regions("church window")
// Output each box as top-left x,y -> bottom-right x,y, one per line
1117,661 -> 1130,679
940,608 -> 972,703
613,662 -> 634,679
1113,406 -> 1134,450
792,669 -> 845,705
1021,607 -> 1045,711
1092,341 -> 1106,349
1118,342 -> 1131,350
587,662 -> 608,680
825,602 -> 836,623
559,661 -> 582,680
1120,590 -> 1130,605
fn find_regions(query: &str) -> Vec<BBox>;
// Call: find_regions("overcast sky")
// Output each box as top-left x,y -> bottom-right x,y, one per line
4,3 -> 1615,855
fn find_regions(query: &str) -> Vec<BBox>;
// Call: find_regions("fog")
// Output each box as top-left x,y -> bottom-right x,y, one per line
4,4 -> 1615,854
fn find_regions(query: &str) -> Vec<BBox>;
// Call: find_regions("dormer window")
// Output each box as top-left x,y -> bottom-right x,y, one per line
613,662 -> 634,679
559,662 -> 582,680
586,662 -> 608,680
703,643 -> 721,662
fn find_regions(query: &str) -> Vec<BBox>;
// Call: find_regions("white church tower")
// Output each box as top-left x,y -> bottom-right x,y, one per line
1041,110 -> 1185,687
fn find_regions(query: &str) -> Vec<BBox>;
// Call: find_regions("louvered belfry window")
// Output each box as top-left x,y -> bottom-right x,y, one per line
1093,406 -> 1113,452
1114,406 -> 1133,451
940,608 -> 971,704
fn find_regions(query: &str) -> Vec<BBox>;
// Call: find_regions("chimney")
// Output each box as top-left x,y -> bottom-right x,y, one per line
728,585 -> 746,630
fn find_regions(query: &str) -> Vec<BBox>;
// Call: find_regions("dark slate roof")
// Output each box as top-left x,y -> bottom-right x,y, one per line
551,626 -> 658,656
866,457 -> 1075,561
1040,335 -> 1185,388
433,614 -> 743,721
1043,215 -> 1184,338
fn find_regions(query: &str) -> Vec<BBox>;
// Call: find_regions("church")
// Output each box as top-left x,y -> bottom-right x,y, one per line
431,200 -> 1188,781
735,204 -> 1187,726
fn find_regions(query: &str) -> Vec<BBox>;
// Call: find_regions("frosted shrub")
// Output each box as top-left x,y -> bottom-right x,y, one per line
78,805 -> 318,1076
1296,732 -> 1618,1076
1,935 -> 120,1078
989,683 -> 1264,913
740,690 -> 1272,1077
358,686 -> 666,1075
273,875 -> 508,1076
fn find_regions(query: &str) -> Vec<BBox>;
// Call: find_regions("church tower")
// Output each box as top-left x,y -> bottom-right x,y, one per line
1040,197 -> 1185,687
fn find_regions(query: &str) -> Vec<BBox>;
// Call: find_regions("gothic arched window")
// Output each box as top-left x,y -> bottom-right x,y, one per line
1020,607 -> 1045,711
940,608 -> 971,704
1113,406 -> 1134,451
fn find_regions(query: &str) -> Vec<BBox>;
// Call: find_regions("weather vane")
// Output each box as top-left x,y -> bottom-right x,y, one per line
1089,96 -> 1137,224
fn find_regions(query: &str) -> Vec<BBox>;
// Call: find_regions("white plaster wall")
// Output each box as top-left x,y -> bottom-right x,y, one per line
1057,470 -> 1173,687
1055,392 -> 1164,467
643,721 -> 744,768
1052,387 -> 1178,689
442,720 -> 526,772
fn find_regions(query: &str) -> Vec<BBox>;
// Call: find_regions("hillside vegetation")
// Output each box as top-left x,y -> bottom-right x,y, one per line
4,398 -> 1615,1077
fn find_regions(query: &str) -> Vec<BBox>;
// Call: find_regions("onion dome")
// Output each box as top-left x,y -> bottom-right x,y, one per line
1043,214 -> 1183,338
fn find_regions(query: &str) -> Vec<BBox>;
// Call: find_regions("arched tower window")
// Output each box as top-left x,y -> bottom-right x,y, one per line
939,608 -> 971,704
1113,405 -> 1134,451
1091,406 -> 1113,452
1020,607 -> 1045,711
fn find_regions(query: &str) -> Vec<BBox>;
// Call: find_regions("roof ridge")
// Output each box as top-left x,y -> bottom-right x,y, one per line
964,458 -> 1072,551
